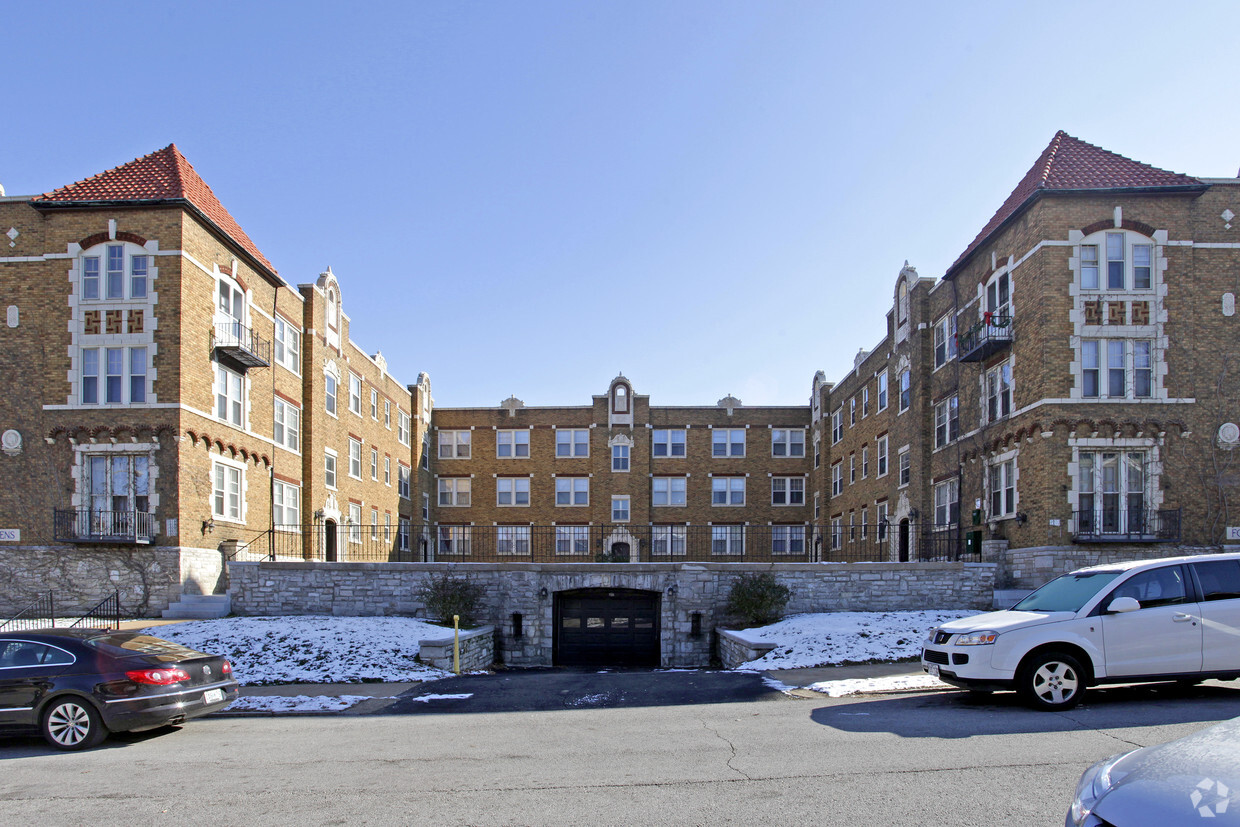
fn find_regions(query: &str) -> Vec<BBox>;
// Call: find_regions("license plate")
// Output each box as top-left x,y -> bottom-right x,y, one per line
203,688 -> 225,704
926,663 -> 940,677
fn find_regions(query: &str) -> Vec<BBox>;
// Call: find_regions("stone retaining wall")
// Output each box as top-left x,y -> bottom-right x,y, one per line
716,629 -> 777,669
228,561 -> 995,667
418,625 -> 496,672
991,544 -> 1235,590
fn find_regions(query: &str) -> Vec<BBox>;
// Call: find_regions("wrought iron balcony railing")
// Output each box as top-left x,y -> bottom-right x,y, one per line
957,313 -> 1013,362
213,320 -> 271,369
1072,508 -> 1181,543
54,509 -> 156,545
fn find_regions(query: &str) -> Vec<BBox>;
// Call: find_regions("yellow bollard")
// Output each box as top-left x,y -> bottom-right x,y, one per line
453,614 -> 460,674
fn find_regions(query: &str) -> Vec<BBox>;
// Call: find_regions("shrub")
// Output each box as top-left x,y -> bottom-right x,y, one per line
726,572 -> 791,627
416,572 -> 486,629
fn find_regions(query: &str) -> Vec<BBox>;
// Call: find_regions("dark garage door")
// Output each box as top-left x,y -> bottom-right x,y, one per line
554,588 -> 660,667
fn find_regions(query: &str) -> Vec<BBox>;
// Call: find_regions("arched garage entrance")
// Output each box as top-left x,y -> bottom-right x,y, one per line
553,588 -> 660,667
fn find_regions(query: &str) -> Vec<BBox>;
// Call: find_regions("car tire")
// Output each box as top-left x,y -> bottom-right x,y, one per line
41,697 -> 107,750
1018,651 -> 1086,711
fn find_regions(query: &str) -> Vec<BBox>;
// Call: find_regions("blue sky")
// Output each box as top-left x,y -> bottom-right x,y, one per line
5,2 -> 1239,407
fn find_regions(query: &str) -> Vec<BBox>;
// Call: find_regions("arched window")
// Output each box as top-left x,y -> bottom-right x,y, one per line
614,384 -> 628,413
326,289 -> 338,329
897,281 -> 908,325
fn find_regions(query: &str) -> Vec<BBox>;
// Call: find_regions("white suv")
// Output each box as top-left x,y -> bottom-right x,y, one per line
922,553 -> 1240,710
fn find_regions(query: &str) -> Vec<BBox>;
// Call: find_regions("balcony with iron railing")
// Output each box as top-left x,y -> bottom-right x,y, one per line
1072,508 -> 1181,543
957,313 -> 1013,363
54,509 -> 157,545
213,320 -> 271,369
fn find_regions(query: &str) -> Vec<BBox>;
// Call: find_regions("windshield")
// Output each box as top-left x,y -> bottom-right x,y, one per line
85,633 -> 207,660
1012,571 -> 1124,613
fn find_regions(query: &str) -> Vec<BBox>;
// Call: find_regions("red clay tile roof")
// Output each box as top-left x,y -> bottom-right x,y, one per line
34,145 -> 278,279
947,131 -> 1202,278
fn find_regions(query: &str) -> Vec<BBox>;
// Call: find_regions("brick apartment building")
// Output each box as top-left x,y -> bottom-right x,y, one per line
0,133 -> 1237,619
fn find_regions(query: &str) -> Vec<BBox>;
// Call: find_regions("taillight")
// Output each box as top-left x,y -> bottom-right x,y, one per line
126,667 -> 191,685
221,660 -> 233,675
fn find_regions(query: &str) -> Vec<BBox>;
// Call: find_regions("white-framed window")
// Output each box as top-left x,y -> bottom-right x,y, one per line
986,271 -> 1011,319
398,411 -> 411,445
324,449 -> 337,489
422,493 -> 429,521
555,477 -> 589,506
934,396 -> 959,449
772,429 -> 805,457
348,438 -> 362,479
439,430 -> 471,459
989,457 -> 1017,518
813,436 -> 820,469
211,461 -> 243,522
497,477 -> 530,506
421,432 -> 430,470
398,463 -> 411,498
712,429 -> 745,457
934,478 -> 959,528
876,435 -> 889,477
877,371 -> 888,411
849,397 -> 856,426
860,506 -> 869,539
1081,232 -> 1154,291
496,525 -> 530,556
1078,451 -> 1146,531
831,410 -> 843,444
830,516 -> 842,550
384,455 -> 391,486
555,525 -> 590,556
438,477 -> 471,507
876,501 -> 888,539
652,429 -> 686,457
814,492 -> 821,521
496,430 -> 530,458
81,346 -> 148,405
398,518 -> 410,552
81,243 -> 150,302
370,389 -> 379,420
612,495 -> 630,522
898,448 -> 911,487
348,502 -> 362,544
215,362 -> 244,426
711,525 -> 744,556
384,400 -> 391,429
861,445 -> 869,478
273,316 -> 300,374
831,463 -> 842,496
555,429 -> 589,457
712,477 -> 745,506
273,480 -> 300,526
216,273 -> 245,329
324,372 -> 338,416
348,374 -> 362,416
934,315 -> 957,368
985,360 -> 1012,422
370,448 -> 379,481
82,453 -> 151,520
771,525 -> 804,555
652,476 -> 686,507
273,397 -> 300,451
772,477 -> 805,506
651,525 -> 687,556
1081,340 -> 1153,399
898,370 -> 911,412
849,454 -> 855,484
612,444 -> 630,472
862,386 -> 870,417
438,525 -> 471,555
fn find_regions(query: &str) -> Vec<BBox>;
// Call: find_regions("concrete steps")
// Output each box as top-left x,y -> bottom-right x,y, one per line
162,594 -> 231,620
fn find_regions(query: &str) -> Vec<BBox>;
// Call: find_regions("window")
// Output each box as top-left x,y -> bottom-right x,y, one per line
934,396 -> 959,448
384,400 -> 391,428
849,398 -> 856,426
349,374 -> 362,416
651,525 -> 687,556
398,464 -> 411,499
862,446 -> 869,478
348,503 -> 362,544
876,501 -> 888,539
876,436 -> 889,477
556,429 -> 589,457
772,477 -> 805,506
711,525 -> 744,556
613,384 -> 628,412
712,477 -> 745,506
555,526 -> 590,556
897,281 -> 908,326
348,439 -> 362,479
653,429 -> 686,457
898,370 -> 911,412
986,361 -> 1012,421
496,526 -> 530,556
813,436 -> 820,469
1133,243 -> 1152,290
1082,340 -> 1153,399
555,477 -> 588,506
830,517 -> 842,550
83,453 -> 150,521
496,430 -> 530,458
81,349 -> 99,404
849,454 -> 855,484
325,373 -> 337,416
1134,341 -> 1152,397
421,433 -> 429,470
273,317 -> 300,374
497,477 -> 531,506
324,450 -> 337,489
1082,341 -> 1100,398
82,346 -> 147,405
438,525 -> 471,555
273,480 -> 299,526
370,389 -> 378,419
82,244 -> 150,301
384,456 -> 391,486
438,478 -> 471,507
1078,451 -> 1145,533
772,429 -> 805,457
989,458 -> 1016,518
273,398 -> 300,451
1081,244 -> 1099,290
986,272 -> 1011,318
652,477 -> 686,507
831,463 -> 842,496
1107,233 -> 1125,290
612,444 -> 630,472
422,493 -> 429,521
771,525 -> 805,556
217,276 -> 245,327
612,495 -> 630,522
831,410 -> 843,444
370,448 -> 379,481
211,462 -> 243,522
934,478 -> 959,528
898,449 -> 911,487
439,430 -> 471,459
398,411 -> 411,445
862,386 -> 870,417
712,429 -> 745,457
860,506 -> 869,539
877,371 -> 888,411
82,253 -> 100,300
1107,340 -> 1125,397
215,363 -> 244,426
814,492 -> 821,521
934,315 -> 957,368
128,348 -> 147,403
398,518 -> 410,552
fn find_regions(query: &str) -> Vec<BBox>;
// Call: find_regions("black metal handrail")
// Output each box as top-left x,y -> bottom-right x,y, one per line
54,509 -> 156,544
70,591 -> 121,630
957,313 -> 1013,362
0,592 -> 55,632
1073,508 -> 1181,542
213,320 -> 271,367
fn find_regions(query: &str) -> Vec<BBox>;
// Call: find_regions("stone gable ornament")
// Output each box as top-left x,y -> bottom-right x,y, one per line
500,396 -> 525,417
1219,422 -> 1240,449
1,429 -> 21,456
717,395 -> 742,416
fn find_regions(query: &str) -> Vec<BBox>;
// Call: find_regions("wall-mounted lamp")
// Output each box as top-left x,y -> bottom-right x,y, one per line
1015,512 -> 1028,526
313,509 -> 324,520
908,508 -> 920,519
538,587 -> 548,600
666,583 -> 679,596
201,518 -> 215,535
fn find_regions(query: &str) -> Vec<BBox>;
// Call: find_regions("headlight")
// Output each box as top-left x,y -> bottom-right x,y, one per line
954,630 -> 999,646
1068,753 -> 1131,826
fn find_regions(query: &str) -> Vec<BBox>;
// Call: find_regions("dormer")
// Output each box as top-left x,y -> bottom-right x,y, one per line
608,374 -> 633,428
317,267 -> 342,352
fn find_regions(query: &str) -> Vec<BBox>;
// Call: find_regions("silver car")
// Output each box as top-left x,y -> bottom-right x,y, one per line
1068,716 -> 1240,826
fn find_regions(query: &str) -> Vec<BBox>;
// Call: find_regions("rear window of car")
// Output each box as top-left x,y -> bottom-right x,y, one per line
84,634 -> 206,660
1013,571 -> 1124,613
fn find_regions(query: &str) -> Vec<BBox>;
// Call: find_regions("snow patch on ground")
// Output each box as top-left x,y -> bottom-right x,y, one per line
807,674 -> 953,697
411,693 -> 474,703
228,694 -> 377,713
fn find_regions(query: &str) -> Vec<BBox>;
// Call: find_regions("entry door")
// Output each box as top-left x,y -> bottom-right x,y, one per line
555,589 -> 659,667
1101,566 -> 1203,676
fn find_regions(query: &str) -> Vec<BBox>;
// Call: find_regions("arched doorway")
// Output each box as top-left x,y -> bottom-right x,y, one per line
898,518 -> 911,562
324,520 -> 338,562
607,541 -> 630,562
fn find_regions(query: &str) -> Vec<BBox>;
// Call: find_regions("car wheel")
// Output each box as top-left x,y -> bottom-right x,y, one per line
1019,652 -> 1086,711
41,698 -> 107,750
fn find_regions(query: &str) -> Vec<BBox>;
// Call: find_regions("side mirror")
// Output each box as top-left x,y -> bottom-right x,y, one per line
1107,596 -> 1141,614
